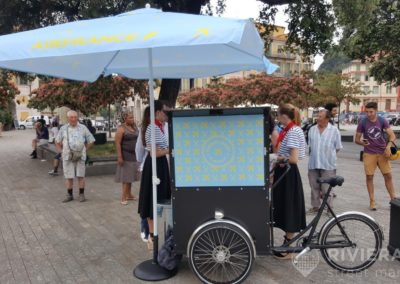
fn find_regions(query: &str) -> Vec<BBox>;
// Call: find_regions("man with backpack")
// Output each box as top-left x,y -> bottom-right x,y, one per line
355,102 -> 397,210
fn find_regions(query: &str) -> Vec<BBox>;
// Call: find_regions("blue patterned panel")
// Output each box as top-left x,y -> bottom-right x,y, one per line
173,114 -> 265,187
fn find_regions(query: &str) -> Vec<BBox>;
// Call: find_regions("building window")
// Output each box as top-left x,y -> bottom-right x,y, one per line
385,99 -> 391,111
363,86 -> 370,93
285,63 -> 291,74
364,75 -> 369,81
373,86 -> 379,94
180,79 -> 190,92
354,74 -> 361,81
356,64 -> 361,71
17,76 -> 29,85
278,45 -> 285,54
386,85 -> 392,94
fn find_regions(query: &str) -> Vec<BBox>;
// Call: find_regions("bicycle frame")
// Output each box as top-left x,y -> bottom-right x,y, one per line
269,163 -> 355,254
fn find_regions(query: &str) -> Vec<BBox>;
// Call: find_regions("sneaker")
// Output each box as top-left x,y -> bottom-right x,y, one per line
369,201 -> 377,211
79,194 -> 86,202
307,207 -> 319,215
140,232 -> 149,243
48,170 -> 59,176
62,195 -> 73,203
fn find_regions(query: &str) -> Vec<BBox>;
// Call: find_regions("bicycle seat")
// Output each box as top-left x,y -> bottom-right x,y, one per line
317,176 -> 344,187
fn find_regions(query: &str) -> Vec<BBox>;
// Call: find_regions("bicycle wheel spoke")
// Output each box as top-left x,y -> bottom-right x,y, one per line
190,224 -> 253,283
321,215 -> 381,272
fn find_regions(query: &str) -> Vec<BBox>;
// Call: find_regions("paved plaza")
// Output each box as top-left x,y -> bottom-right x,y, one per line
0,129 -> 399,284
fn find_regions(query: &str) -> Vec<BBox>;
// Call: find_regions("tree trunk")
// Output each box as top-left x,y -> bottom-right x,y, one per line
158,79 -> 182,107
155,0 -> 205,107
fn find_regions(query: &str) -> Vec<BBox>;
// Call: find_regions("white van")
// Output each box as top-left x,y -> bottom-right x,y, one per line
19,115 -> 50,129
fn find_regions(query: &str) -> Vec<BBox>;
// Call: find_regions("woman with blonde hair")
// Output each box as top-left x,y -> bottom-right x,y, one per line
273,103 -> 306,259
115,111 -> 138,205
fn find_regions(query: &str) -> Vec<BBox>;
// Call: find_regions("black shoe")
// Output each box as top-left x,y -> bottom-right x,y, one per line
31,156 -> 37,159
62,195 -> 73,203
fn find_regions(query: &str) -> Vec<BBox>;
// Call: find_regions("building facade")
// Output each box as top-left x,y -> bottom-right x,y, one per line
13,76 -> 40,121
266,26 -> 313,78
180,25 -> 313,93
341,60 -> 400,112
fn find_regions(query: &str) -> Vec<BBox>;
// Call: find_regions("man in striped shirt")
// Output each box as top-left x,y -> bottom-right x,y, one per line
307,109 -> 343,213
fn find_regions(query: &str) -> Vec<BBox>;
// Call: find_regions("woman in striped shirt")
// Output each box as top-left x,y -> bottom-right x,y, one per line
138,100 -> 171,250
273,104 -> 306,259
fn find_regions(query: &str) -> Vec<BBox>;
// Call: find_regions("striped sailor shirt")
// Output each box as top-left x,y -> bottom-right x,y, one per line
278,126 -> 306,160
145,123 -> 168,151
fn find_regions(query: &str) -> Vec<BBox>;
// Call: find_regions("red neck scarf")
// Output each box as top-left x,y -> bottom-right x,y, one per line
155,119 -> 164,133
276,121 -> 296,148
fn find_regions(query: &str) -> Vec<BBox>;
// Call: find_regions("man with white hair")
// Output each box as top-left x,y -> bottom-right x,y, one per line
55,110 -> 95,202
307,109 -> 342,214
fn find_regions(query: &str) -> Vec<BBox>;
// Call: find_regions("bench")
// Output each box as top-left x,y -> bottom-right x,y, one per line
37,144 -> 139,177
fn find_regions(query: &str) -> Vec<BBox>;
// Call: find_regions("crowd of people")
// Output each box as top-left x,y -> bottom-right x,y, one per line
28,100 -> 398,259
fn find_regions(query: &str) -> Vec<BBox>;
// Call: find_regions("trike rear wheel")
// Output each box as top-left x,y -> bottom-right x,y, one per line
188,221 -> 254,284
320,213 -> 383,272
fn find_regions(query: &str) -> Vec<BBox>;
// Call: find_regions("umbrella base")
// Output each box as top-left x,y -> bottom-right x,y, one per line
134,259 -> 178,281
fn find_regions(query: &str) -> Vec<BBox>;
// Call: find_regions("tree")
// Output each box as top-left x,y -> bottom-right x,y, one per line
314,73 -> 365,128
28,76 -> 147,115
1,0 -> 341,107
317,47 -> 351,74
0,72 -> 20,128
343,1 -> 400,86
178,73 -> 318,109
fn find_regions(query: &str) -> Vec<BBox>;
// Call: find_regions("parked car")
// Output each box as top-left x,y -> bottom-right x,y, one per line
384,112 -> 400,125
95,120 -> 106,131
18,115 -> 50,130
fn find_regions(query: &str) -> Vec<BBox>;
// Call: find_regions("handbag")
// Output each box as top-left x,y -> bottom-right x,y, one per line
67,126 -> 83,162
157,229 -> 182,271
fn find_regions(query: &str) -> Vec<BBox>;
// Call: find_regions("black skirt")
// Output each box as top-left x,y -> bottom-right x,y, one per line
138,155 -> 171,219
272,164 -> 306,232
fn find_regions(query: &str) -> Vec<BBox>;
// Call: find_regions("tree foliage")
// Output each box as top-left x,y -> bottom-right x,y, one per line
28,76 -> 147,115
343,1 -> 400,86
314,73 -> 365,116
258,0 -> 335,59
317,47 -> 351,74
0,72 -> 20,109
178,73 -> 318,108
0,0 -> 343,107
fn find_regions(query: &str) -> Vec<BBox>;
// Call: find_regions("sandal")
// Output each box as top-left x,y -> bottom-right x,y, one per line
273,236 -> 294,260
127,196 -> 137,201
120,200 -> 128,205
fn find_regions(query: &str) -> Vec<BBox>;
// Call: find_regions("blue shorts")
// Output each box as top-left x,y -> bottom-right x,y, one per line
54,153 -> 61,160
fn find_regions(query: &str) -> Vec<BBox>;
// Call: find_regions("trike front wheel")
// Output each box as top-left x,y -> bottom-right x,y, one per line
188,221 -> 254,284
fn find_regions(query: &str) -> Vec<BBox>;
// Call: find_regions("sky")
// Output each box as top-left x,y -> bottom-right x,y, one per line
211,0 -> 324,70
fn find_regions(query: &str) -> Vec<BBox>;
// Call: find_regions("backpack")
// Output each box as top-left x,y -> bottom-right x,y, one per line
157,229 -> 182,271
360,116 -> 387,141
302,122 -> 316,145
